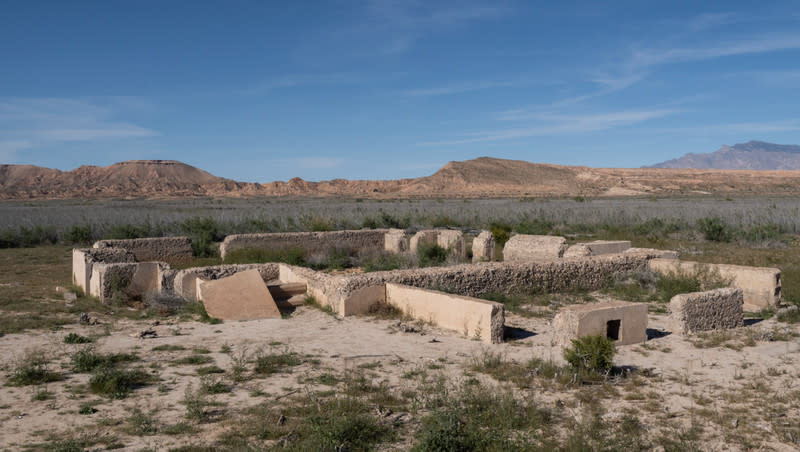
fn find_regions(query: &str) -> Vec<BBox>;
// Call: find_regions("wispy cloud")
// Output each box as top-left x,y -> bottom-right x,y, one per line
242,72 -> 365,96
0,97 -> 158,162
630,33 -> 800,68
422,108 -> 677,145
335,0 -> 510,55
402,79 -> 524,97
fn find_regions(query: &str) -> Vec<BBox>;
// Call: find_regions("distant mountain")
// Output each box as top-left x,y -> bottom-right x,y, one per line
649,140 -> 800,170
6,156 -> 800,199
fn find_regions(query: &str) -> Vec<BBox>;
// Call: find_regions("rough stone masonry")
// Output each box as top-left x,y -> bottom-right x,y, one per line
670,287 -> 744,335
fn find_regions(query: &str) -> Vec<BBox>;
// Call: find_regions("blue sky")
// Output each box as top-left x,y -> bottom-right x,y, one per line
2,1 -> 800,182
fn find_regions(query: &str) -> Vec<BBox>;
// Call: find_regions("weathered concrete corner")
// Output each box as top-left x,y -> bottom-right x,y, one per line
670,288 -> 743,335
552,300 -> 648,346
472,231 -> 495,263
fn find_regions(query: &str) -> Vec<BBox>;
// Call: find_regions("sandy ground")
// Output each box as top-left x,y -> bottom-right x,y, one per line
1,304 -> 799,451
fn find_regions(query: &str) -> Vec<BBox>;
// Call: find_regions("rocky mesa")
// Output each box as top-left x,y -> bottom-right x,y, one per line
5,156 -> 800,199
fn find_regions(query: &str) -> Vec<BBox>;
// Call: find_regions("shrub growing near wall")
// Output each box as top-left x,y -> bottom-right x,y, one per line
563,334 -> 615,375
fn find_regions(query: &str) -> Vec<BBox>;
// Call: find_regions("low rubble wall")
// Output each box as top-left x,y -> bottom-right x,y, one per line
93,237 -> 193,263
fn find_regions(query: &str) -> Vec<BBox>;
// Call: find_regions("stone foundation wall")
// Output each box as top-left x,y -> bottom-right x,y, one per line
93,237 -> 193,263
274,254 -> 650,317
670,288 -> 744,335
220,230 -> 389,260
649,258 -> 780,311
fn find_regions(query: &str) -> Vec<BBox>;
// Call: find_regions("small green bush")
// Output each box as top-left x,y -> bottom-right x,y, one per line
8,354 -> 62,386
563,334 -> 615,374
88,367 -> 152,399
489,222 -> 512,248
514,218 -> 553,235
697,217 -> 732,242
253,349 -> 302,376
417,242 -> 448,267
71,349 -> 138,373
67,225 -> 94,244
64,333 -> 93,344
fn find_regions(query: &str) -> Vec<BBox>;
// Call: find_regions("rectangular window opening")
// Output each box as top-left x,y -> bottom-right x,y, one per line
606,319 -> 621,341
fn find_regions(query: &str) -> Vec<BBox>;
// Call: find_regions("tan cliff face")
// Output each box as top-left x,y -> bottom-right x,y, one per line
4,157 -> 800,199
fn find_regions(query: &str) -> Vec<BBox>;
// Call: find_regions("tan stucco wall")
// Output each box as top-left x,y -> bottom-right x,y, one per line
385,283 -> 504,344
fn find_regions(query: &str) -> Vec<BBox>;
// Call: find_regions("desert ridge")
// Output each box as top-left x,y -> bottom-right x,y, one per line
4,156 -> 800,199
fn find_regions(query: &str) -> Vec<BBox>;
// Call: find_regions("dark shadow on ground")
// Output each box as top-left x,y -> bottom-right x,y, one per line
504,326 -> 536,341
744,318 -> 764,326
646,328 -> 671,340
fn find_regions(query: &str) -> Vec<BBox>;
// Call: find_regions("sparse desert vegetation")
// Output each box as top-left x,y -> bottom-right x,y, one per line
1,196 -> 800,450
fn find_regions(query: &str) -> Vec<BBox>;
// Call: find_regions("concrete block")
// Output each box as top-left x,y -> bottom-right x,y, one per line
503,234 -> 568,261
472,231 -> 495,263
670,288 -> 743,335
384,229 -> 408,253
649,259 -> 780,311
437,230 -> 466,260
173,264 -> 280,301
197,269 -> 281,320
552,301 -> 648,346
385,283 -> 504,344
565,241 -> 630,257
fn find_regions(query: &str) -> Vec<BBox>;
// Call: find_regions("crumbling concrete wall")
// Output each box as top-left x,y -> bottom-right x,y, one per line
173,263 -> 280,301
220,230 -> 388,260
89,261 -> 167,304
565,240 -> 631,258
385,283 -> 504,344
408,229 -> 466,260
73,248 -> 136,294
670,288 -> 743,335
472,231 -> 495,263
384,229 -> 408,253
649,258 -> 780,311
93,237 -> 193,263
552,300 -> 648,346
503,234 -> 568,261
624,248 -> 679,259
